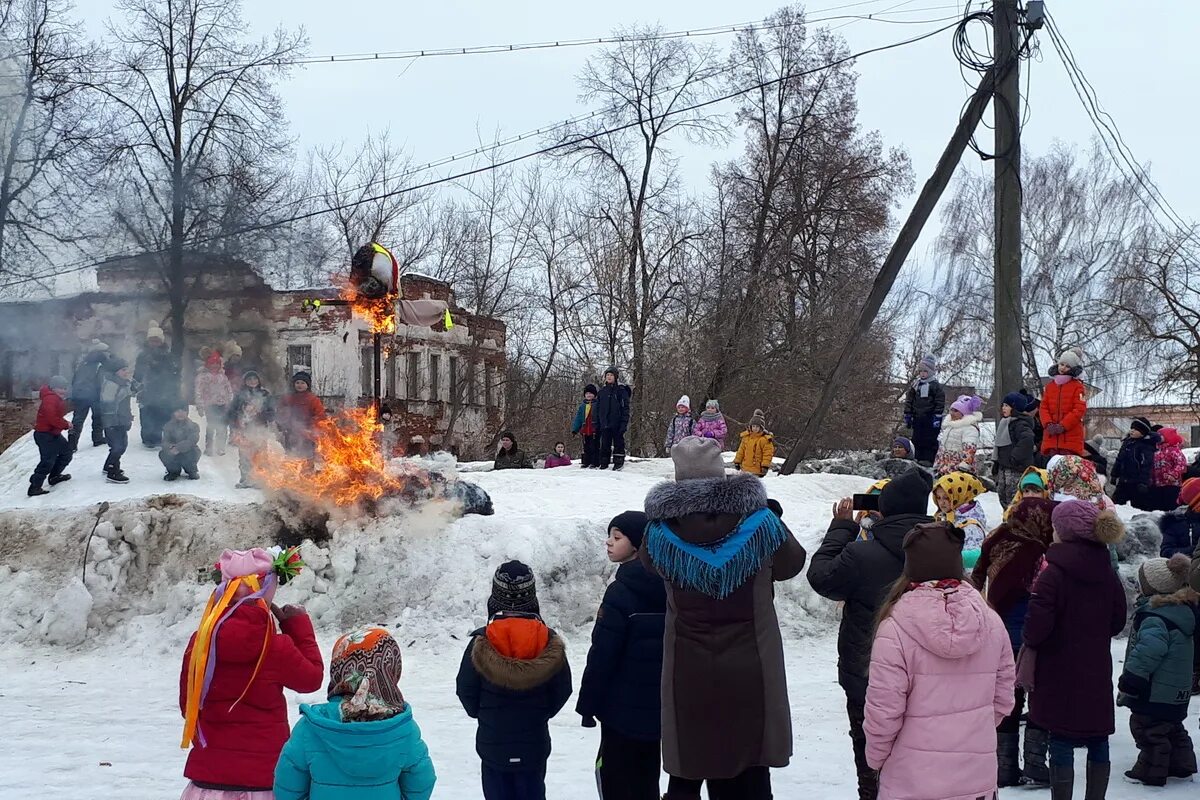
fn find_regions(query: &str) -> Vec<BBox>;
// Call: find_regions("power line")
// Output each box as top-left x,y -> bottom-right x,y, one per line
0,19 -> 962,294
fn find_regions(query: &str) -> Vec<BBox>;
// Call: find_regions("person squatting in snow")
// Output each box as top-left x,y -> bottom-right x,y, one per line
456,561 -> 572,800
27,376 -> 73,497
160,404 -> 202,481
543,441 -> 572,469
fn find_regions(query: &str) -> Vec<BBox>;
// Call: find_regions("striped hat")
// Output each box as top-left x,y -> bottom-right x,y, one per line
1179,478 -> 1200,513
488,560 -> 539,617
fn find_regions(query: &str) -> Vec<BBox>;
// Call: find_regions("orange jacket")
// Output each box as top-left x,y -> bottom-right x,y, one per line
1039,378 -> 1087,456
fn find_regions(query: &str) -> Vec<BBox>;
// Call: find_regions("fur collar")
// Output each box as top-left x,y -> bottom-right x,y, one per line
942,411 -> 983,429
644,471 -> 767,521
471,633 -> 566,691
1149,587 -> 1200,608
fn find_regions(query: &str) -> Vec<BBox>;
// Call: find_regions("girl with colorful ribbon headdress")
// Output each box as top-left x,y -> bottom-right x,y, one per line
179,547 -> 324,800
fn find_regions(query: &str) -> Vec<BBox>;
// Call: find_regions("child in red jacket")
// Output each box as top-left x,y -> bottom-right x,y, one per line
180,548 -> 324,800
27,376 -> 73,497
1040,348 -> 1088,457
278,371 -> 325,464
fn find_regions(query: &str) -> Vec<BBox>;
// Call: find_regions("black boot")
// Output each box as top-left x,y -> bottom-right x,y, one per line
27,484 -> 49,497
48,474 -> 71,486
1084,761 -> 1109,800
1024,727 -> 1051,785
998,731 -> 1022,787
1050,764 -> 1074,800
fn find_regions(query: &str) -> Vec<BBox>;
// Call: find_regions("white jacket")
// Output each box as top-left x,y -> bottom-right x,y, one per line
938,411 -> 982,453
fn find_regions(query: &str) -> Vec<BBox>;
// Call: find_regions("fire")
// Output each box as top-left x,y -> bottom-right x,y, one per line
250,407 -> 428,511
337,280 -> 396,334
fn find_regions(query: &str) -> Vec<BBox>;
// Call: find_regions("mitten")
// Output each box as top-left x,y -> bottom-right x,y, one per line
1046,423 -> 1065,436
904,414 -> 913,429
931,417 -> 942,430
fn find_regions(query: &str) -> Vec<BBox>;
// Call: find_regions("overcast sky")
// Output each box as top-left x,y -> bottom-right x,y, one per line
69,0 -> 1198,269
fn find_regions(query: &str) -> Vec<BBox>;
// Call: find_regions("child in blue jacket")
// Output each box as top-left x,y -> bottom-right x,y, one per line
573,384 -> 600,469
275,626 -> 436,800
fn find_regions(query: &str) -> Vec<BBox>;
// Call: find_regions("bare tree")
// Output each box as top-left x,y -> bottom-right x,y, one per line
94,0 -> 306,354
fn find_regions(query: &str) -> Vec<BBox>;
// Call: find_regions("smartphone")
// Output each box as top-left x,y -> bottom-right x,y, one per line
852,493 -> 880,512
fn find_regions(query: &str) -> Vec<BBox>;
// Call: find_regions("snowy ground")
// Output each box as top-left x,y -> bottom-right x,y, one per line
0,429 -> 1196,797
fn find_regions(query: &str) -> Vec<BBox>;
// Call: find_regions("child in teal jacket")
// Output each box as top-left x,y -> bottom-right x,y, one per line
275,626 -> 436,800
1117,554 -> 1199,786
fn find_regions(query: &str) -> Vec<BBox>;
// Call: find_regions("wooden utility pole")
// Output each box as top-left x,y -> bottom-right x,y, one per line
780,67 -> 999,474
993,0 -> 1024,403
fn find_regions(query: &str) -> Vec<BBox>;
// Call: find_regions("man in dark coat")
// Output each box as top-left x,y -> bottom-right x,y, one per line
577,510 -> 666,799
807,466 -> 935,800
641,437 -> 806,799
595,367 -> 631,471
133,325 -> 181,447
903,355 -> 945,466
1112,418 -> 1161,510
68,340 -> 110,451
493,431 -> 531,470
1023,500 -> 1127,800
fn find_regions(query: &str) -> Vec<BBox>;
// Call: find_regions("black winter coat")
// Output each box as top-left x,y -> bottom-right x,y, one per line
71,351 -> 110,403
807,513 -> 931,704
456,626 -> 572,772
1160,508 -> 1200,559
576,559 -> 666,741
1084,442 -> 1109,477
1112,434 -> 1161,491
595,382 -> 631,432
903,380 -> 945,420
134,345 -> 181,408
995,415 -> 1038,471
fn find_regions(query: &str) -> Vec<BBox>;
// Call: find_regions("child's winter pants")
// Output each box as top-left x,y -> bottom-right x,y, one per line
599,429 -> 625,469
139,403 -> 171,447
581,434 -> 599,468
204,405 -> 228,454
996,468 -> 1022,508
596,726 -> 660,800
911,417 -> 939,464
1129,714 -> 1197,781
665,766 -> 771,799
103,426 -> 129,473
480,763 -> 546,800
30,431 -> 72,489
1048,735 -> 1109,766
160,446 -> 201,477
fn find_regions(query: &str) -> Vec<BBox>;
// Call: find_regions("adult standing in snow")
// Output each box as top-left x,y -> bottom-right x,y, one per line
67,340 -> 110,452
1040,348 -> 1087,457
27,376 -> 73,497
641,437 -> 806,799
99,358 -> 134,484
663,395 -> 694,454
808,467 -> 935,800
903,355 -> 945,466
596,367 -> 631,471
134,324 -> 181,448
195,351 -> 234,457
692,399 -> 728,450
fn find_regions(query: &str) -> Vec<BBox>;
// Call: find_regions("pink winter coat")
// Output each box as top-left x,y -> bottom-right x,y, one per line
865,582 -> 1015,800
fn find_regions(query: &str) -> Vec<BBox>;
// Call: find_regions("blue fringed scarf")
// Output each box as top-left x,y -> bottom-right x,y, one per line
646,507 -> 786,599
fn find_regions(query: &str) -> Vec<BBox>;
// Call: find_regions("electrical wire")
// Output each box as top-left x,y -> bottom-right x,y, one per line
0,19 -> 963,293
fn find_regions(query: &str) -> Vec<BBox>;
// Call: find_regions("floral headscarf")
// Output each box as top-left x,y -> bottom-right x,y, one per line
328,626 -> 406,721
1048,455 -> 1102,502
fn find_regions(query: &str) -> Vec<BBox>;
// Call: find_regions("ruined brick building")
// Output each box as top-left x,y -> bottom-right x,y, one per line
0,253 -> 506,458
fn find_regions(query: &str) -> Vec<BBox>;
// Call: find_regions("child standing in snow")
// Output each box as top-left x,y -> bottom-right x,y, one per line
180,548 -> 324,800
27,376 -> 73,497
1117,554 -> 1198,786
274,626 -> 437,800
1040,348 -> 1088,457
227,371 -> 273,489
1112,417 -> 1161,510
663,396 -> 694,454
195,351 -> 234,457
865,522 -> 1014,800
1150,427 -> 1189,512
993,391 -> 1039,507
934,394 -> 983,476
99,358 -> 134,485
733,409 -> 775,477
577,511 -> 666,799
1022,500 -> 1127,800
904,354 -> 946,466
572,383 -> 599,469
277,371 -> 325,464
692,399 -> 727,450
456,561 -> 572,800
933,471 -> 989,553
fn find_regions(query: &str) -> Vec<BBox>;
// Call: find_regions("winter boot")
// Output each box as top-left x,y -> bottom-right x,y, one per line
106,470 -> 130,484
1123,768 -> 1165,787
185,470 -> 200,480
164,472 -> 179,482
613,454 -> 626,471
1049,765 -> 1074,800
998,731 -> 1022,787
48,474 -> 71,486
1023,727 -> 1052,785
1085,761 -> 1110,799
27,484 -> 49,497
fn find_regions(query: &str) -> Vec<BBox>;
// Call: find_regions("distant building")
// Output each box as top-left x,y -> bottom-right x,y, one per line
1088,404 -> 1200,448
0,253 -> 506,458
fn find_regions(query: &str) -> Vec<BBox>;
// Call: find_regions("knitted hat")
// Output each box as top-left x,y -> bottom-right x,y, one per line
583,383 -> 598,397
292,371 -> 312,387
1051,500 -> 1125,545
748,409 -> 767,430
918,354 -> 938,375
1138,554 -> 1193,596
1160,427 -> 1184,447
1002,391 -> 1030,413
147,325 -> 165,342
950,395 -> 983,416
107,356 -> 129,373
609,510 -> 649,550
676,395 -> 691,410
328,626 -> 405,721
1178,478 -> 1200,513
1019,388 -> 1040,412
604,366 -> 620,381
767,498 -> 783,519
903,522 -> 965,583
1090,434 -> 1105,449
488,560 -> 539,617
891,436 -> 914,457
705,399 -> 720,411
88,339 -> 109,353
1057,347 -> 1084,370
671,436 -> 725,481
879,468 -> 934,517
934,472 -> 986,510
48,375 -> 69,393
1131,417 -> 1154,436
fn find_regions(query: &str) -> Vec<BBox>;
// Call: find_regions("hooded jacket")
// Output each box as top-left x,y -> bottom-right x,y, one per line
1153,434 -> 1189,488
228,374 -> 274,431
865,583 -> 1014,800
34,386 -> 70,434
1117,589 -> 1199,722
576,559 -> 667,741
71,350 -> 110,403
595,371 -> 631,433
455,617 -> 572,771
274,699 -> 436,800
1039,376 -> 1087,456
734,429 -> 775,477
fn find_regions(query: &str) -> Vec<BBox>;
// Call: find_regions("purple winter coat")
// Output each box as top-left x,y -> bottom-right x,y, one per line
692,414 -> 728,450
1022,540 -> 1127,738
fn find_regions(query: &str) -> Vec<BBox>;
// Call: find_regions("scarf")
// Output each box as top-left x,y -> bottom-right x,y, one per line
994,417 -> 1013,448
1048,455 -> 1102,501
328,626 -> 406,722
700,410 -> 723,423
1052,374 -> 1073,386
907,577 -> 962,593
646,507 -> 786,599
982,498 -> 1054,614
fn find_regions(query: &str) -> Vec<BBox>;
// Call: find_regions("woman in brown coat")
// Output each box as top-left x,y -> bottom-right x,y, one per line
642,436 -> 807,799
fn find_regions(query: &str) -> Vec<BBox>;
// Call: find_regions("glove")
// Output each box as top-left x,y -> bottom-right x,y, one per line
931,417 -> 941,430
904,414 -> 913,429
581,715 -> 597,728
703,431 -> 714,438
1046,423 -> 1065,436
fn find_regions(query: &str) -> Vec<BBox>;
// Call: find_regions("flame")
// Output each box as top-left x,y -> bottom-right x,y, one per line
337,279 -> 397,334
250,407 -> 428,511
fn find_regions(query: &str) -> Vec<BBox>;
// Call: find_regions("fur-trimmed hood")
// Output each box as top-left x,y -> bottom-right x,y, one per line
470,631 -> 567,691
1149,587 -> 1200,608
941,411 -> 983,429
644,471 -> 767,522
